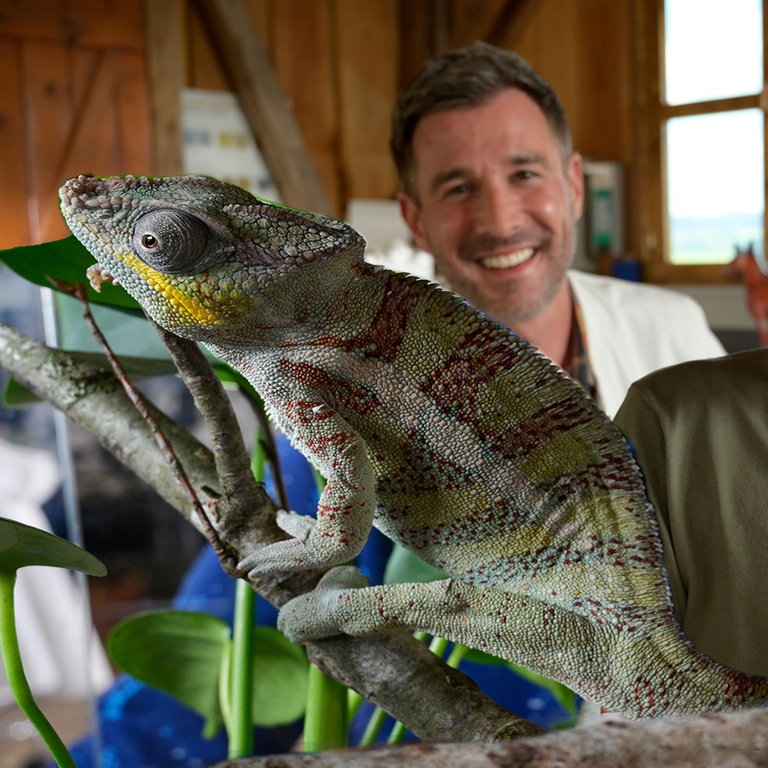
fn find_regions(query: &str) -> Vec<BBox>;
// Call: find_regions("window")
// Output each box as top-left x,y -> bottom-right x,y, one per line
636,0 -> 766,281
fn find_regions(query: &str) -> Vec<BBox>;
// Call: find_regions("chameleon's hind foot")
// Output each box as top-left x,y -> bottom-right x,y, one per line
278,565 -> 369,643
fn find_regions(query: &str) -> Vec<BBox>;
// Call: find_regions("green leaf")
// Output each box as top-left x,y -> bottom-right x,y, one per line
383,543 -> 447,584
247,627 -> 307,727
504,661 -> 579,717
0,239 -> 263,405
2,378 -> 44,407
0,237 -> 141,312
0,518 -> 106,576
108,613 -> 308,736
108,610 -> 231,734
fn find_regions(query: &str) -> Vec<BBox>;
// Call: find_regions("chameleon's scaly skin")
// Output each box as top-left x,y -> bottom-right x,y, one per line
60,174 -> 768,719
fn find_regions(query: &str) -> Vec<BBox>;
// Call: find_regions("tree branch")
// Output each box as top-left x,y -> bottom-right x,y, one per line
0,321 -> 223,529
150,321 -> 264,518
210,708 -> 768,767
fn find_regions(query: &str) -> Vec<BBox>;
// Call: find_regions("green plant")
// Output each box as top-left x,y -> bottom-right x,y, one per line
0,517 -> 106,768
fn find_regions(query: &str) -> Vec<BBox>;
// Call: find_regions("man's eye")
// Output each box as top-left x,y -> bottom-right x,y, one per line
514,170 -> 537,181
442,182 -> 471,198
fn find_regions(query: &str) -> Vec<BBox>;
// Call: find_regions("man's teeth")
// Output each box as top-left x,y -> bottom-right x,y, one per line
480,248 -> 535,269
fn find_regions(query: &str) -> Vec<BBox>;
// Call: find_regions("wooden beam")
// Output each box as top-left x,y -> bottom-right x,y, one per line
0,1 -> 144,48
397,0 -> 451,87
143,0 -> 186,175
193,0 -> 333,214
396,0 -> 543,108
450,0 -> 543,50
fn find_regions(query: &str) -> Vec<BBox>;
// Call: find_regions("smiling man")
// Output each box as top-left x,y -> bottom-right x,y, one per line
391,42 -> 724,417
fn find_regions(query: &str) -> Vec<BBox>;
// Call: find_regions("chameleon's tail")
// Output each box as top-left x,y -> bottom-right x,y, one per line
597,609 -> 768,718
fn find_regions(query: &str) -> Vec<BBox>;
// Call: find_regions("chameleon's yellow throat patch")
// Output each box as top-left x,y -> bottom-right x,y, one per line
119,249 -> 221,327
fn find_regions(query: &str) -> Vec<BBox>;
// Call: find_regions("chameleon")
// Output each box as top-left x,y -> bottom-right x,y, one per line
59,173 -> 768,720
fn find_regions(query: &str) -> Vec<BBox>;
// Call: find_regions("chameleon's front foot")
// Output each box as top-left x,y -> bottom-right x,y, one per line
274,508 -> 318,540
277,566 -> 370,643
238,509 -> 321,578
240,507 -> 370,579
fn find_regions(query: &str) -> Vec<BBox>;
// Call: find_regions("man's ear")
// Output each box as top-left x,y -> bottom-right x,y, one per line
397,191 -> 429,251
567,152 -> 585,221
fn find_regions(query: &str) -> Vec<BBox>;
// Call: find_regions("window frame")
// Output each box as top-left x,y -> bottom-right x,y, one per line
635,0 -> 768,283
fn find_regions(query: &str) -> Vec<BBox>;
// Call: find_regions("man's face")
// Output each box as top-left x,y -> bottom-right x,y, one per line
398,88 -> 583,327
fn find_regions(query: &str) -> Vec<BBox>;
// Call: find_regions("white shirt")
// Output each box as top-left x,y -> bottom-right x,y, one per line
568,270 -> 725,417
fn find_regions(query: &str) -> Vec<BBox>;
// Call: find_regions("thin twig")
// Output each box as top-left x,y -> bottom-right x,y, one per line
238,384 -> 291,510
147,321 -> 259,502
55,279 -> 226,556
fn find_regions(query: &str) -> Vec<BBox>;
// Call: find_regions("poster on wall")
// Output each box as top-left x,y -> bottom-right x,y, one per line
181,89 -> 280,202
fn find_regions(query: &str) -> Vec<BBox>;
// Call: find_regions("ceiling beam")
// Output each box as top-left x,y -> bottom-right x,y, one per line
450,0 -> 542,49
194,0 -> 333,214
143,0 -> 186,175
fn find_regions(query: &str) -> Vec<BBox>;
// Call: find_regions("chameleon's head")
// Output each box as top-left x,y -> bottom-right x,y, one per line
59,174 -> 365,344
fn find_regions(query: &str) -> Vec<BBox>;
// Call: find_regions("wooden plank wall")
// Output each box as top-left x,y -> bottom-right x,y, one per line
0,0 -> 152,248
0,0 -> 634,250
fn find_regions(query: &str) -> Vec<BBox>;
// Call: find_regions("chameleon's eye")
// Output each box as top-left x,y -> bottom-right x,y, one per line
132,210 -> 211,275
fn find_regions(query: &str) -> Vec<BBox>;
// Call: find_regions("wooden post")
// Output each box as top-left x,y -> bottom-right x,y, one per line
194,0 -> 333,214
143,0 -> 186,176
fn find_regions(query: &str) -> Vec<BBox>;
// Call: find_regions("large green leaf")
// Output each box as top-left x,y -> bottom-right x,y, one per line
0,517 -> 106,576
108,610 -> 231,736
247,627 -> 307,727
0,237 -> 140,312
383,542 -> 446,584
0,239 -> 265,409
108,612 -> 308,737
462,647 -> 580,717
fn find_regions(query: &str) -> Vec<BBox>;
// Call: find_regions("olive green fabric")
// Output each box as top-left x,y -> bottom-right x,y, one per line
615,349 -> 768,676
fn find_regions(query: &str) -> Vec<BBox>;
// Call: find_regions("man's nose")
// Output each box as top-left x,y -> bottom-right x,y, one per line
472,181 -> 525,236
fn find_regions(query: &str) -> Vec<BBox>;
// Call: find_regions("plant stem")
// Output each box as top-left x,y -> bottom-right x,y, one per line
0,572 -> 78,768
445,643 -> 469,668
386,719 -> 407,745
346,688 -> 363,721
222,430 -> 271,758
228,578 -> 256,758
359,703 -> 388,746
298,462 -> 349,750
302,664 -> 348,752
428,635 -> 449,658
